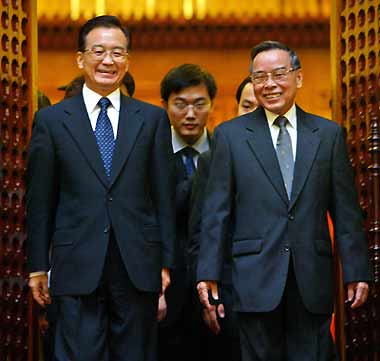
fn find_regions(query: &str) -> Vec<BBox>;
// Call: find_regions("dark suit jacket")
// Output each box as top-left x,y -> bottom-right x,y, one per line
197,106 -> 372,315
27,93 -> 176,296
188,150 -> 232,286
161,135 -> 211,326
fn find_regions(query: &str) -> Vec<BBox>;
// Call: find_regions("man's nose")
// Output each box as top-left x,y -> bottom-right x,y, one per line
102,52 -> 114,64
263,73 -> 276,86
185,105 -> 196,117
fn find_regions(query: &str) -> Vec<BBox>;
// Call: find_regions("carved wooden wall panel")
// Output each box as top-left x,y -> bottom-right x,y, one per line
37,15 -> 330,50
331,1 -> 380,360
0,1 -> 37,360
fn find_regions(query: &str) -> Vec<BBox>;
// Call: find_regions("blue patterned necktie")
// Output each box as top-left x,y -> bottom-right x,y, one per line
274,116 -> 294,199
95,97 -> 115,178
182,147 -> 197,177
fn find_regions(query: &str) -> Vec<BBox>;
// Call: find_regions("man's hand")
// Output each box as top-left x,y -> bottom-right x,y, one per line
197,281 -> 224,334
202,303 -> 225,335
28,274 -> 51,307
197,281 -> 219,310
347,282 -> 369,308
161,268 -> 171,295
157,294 -> 167,322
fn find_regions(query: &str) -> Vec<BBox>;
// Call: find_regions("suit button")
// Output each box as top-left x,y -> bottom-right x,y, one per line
284,246 -> 290,252
108,196 -> 113,202
288,214 -> 294,220
104,227 -> 110,234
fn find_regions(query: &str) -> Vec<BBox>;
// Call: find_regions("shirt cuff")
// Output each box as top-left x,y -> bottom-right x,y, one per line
29,271 -> 47,278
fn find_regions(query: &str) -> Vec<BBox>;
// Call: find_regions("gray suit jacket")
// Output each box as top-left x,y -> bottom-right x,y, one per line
197,106 -> 372,314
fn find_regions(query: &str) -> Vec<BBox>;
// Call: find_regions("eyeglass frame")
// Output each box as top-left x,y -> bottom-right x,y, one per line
82,46 -> 129,62
171,100 -> 211,113
250,67 -> 301,85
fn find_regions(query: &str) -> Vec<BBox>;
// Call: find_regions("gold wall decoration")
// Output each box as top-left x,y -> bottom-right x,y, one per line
37,0 -> 331,20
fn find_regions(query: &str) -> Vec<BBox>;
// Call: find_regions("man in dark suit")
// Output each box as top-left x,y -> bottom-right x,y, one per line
158,64 -> 216,361
196,41 -> 372,361
27,15 -> 175,361
188,76 -> 258,361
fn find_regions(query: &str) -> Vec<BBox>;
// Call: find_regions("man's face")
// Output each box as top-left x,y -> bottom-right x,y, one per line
251,49 -> 302,115
238,82 -> 259,116
76,27 -> 129,96
163,83 -> 212,145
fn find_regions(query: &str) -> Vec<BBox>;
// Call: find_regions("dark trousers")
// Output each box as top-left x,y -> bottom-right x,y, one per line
54,236 -> 158,361
238,262 -> 337,361
203,283 -> 241,361
158,269 -> 204,361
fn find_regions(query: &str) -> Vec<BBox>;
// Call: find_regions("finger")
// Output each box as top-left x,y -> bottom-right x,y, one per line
31,288 -> 46,307
217,303 -> 225,318
41,282 -> 51,304
346,284 -> 355,302
208,308 -> 221,334
351,285 -> 369,309
197,283 -> 212,309
210,283 -> 219,300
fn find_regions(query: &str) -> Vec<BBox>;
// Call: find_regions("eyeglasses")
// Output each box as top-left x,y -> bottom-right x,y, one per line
172,101 -> 210,113
251,68 -> 300,85
83,46 -> 129,62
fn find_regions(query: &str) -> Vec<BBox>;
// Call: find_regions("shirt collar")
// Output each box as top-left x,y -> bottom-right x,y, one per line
265,104 -> 297,130
171,127 -> 209,154
82,84 -> 121,114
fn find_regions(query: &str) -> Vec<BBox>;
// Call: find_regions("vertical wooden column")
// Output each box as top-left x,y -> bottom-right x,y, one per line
0,0 -> 37,360
331,1 -> 380,360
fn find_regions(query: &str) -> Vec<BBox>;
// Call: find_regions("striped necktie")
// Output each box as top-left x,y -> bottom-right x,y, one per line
274,116 -> 294,199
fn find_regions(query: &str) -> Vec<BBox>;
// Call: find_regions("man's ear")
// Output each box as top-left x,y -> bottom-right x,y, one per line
161,100 -> 168,110
296,70 -> 303,89
76,52 -> 84,69
209,100 -> 214,111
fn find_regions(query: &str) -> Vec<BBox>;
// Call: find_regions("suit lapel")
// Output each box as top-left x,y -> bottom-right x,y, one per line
109,95 -> 144,187
245,108 -> 289,206
289,107 -> 320,210
62,95 -> 109,187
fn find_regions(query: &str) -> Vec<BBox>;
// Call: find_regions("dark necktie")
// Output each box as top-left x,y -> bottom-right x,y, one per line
95,97 -> 115,178
274,116 -> 294,199
182,147 -> 197,177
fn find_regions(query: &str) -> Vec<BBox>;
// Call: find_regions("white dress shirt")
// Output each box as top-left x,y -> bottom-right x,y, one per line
171,127 -> 210,168
265,104 -> 297,161
82,84 -> 121,138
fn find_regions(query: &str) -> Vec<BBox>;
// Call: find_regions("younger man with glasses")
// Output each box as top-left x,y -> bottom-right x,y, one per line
158,63 -> 216,361
27,15 -> 175,361
196,40 -> 372,361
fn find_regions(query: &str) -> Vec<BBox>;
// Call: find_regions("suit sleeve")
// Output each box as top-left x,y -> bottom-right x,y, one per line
151,110 -> 176,269
26,112 -> 59,273
329,126 -> 373,283
196,127 -> 234,282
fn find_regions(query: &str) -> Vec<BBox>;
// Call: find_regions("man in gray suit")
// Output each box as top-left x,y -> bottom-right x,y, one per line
196,41 -> 372,361
27,15 -> 175,361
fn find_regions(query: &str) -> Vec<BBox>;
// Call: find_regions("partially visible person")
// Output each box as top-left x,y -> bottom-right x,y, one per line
27,15 -> 175,361
196,40 -> 372,361
188,75 -> 259,361
235,76 -> 258,116
158,63 -> 216,361
58,71 -> 135,98
37,90 -> 51,109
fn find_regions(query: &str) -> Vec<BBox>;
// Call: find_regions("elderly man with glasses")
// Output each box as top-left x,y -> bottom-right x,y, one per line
196,40 -> 372,361
27,15 -> 176,361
